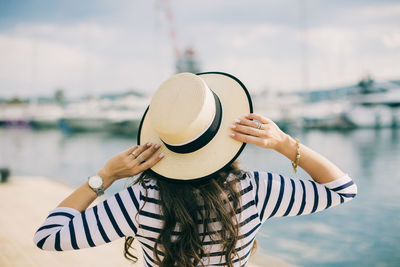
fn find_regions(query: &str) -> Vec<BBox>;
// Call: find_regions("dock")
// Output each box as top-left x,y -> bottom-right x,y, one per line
0,176 -> 295,267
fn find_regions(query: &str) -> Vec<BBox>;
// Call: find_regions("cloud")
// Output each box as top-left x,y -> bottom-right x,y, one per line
358,3 -> 400,18
383,32 -> 400,48
230,24 -> 287,49
197,20 -> 399,91
0,1 -> 399,97
0,33 -> 93,95
0,22 -> 175,97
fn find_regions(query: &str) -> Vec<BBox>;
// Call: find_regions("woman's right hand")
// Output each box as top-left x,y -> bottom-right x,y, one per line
98,143 -> 164,183
229,113 -> 290,152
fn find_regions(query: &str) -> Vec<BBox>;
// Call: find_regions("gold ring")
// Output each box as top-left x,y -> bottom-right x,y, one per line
131,151 -> 137,158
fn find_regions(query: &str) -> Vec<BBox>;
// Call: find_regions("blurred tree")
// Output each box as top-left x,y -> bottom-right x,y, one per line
7,97 -> 26,104
54,88 -> 66,104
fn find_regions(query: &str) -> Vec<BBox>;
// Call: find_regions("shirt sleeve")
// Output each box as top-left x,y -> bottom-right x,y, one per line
249,171 -> 358,224
33,183 -> 142,251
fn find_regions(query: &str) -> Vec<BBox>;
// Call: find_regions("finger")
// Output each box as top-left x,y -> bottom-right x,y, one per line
128,143 -> 151,160
245,113 -> 272,124
229,131 -> 267,147
235,118 -> 261,129
230,123 -> 264,137
136,143 -> 160,163
134,142 -> 152,156
125,145 -> 139,156
137,152 -> 165,172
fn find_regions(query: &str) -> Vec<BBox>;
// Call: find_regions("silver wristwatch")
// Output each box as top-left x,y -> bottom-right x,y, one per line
88,175 -> 105,197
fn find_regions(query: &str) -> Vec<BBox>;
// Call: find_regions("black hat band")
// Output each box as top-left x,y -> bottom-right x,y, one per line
161,90 -> 222,154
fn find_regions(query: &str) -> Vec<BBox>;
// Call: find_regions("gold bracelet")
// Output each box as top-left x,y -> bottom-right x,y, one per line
291,138 -> 301,173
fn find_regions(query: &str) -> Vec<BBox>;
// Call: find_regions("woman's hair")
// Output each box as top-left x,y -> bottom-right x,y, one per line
123,160 -> 257,266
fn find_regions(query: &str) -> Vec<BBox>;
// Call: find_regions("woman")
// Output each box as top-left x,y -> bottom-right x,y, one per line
33,72 -> 357,267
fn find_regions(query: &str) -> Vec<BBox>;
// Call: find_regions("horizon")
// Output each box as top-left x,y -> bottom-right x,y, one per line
2,75 -> 399,101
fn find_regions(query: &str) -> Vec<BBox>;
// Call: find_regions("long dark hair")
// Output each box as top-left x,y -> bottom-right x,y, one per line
123,160 -> 257,266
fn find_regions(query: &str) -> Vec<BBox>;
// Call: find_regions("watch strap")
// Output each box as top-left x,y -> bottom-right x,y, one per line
93,184 -> 104,196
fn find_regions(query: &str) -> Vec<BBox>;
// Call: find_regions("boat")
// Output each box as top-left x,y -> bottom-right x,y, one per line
298,100 -> 356,130
59,99 -> 113,132
109,110 -> 143,136
59,94 -> 149,135
0,104 -> 30,127
292,79 -> 400,130
343,81 -> 400,128
28,103 -> 64,129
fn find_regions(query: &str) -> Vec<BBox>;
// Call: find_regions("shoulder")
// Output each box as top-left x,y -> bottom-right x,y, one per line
235,170 -> 259,197
240,169 -> 267,185
239,170 -> 285,195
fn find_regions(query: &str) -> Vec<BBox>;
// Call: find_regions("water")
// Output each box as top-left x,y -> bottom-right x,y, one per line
1,127 -> 399,266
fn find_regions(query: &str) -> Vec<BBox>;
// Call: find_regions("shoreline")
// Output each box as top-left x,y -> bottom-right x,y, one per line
0,176 -> 295,267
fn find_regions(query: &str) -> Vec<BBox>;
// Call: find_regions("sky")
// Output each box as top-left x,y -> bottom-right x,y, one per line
0,0 -> 399,98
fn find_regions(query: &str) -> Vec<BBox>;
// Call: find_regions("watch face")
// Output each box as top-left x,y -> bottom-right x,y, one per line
89,175 -> 103,188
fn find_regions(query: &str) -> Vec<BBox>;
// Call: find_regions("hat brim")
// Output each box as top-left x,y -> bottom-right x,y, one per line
137,72 -> 253,182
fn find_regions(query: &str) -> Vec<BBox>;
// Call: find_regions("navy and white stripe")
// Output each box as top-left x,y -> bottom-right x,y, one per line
33,171 -> 357,266
252,171 -> 357,224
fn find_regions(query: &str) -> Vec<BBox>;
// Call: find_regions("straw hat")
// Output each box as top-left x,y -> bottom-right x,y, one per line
137,71 -> 253,182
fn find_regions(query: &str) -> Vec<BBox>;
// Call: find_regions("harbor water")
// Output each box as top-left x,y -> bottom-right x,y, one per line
1,127 -> 399,266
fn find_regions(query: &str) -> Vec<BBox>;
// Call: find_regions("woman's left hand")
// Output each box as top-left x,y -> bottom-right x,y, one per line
98,142 -> 164,183
229,113 -> 289,152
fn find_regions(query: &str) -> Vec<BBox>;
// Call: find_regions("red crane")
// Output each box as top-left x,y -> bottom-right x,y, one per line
156,0 -> 200,73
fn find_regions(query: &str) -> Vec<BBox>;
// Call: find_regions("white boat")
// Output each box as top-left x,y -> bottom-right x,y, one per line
344,105 -> 395,128
295,80 -> 400,129
109,110 -> 144,136
60,98 -> 113,132
60,94 -> 149,134
27,103 -> 64,129
298,100 -> 355,129
344,89 -> 400,128
0,104 -> 30,126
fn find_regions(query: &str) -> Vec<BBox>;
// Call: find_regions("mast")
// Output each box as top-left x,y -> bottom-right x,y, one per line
299,0 -> 309,92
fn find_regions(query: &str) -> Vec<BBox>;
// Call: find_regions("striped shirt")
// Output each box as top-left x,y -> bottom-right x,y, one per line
33,171 -> 357,266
